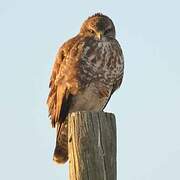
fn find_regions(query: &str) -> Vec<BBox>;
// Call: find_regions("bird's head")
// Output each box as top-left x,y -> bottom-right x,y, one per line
80,13 -> 116,40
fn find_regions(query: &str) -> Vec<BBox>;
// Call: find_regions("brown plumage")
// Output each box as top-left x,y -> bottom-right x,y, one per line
47,13 -> 124,164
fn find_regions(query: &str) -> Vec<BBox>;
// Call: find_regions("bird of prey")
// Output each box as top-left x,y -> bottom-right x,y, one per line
47,13 -> 124,164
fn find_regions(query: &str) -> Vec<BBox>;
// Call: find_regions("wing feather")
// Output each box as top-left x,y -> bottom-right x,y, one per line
47,36 -> 79,128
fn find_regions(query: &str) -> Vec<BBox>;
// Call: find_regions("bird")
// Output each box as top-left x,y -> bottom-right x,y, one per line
47,13 -> 124,164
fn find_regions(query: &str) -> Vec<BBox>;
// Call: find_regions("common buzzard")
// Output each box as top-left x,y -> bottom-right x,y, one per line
47,13 -> 124,163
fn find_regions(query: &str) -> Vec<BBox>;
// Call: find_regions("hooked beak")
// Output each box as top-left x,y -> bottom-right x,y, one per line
96,31 -> 103,40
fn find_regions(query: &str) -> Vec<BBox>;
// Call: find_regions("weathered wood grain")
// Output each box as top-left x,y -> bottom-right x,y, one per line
68,111 -> 116,180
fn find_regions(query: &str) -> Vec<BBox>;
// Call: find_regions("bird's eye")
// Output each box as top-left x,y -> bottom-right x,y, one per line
88,29 -> 95,34
104,28 -> 112,35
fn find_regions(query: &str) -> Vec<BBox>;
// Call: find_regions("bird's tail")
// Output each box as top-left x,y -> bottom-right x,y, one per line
53,119 -> 68,164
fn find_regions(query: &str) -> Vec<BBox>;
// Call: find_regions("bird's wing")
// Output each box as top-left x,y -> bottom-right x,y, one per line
47,36 -> 80,128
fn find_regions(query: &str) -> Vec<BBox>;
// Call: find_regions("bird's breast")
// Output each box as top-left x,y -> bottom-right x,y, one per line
69,82 -> 112,112
77,39 -> 123,88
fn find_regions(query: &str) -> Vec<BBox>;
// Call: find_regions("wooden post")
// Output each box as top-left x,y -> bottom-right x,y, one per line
68,111 -> 116,180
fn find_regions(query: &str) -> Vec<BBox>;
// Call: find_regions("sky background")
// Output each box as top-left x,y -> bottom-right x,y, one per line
0,0 -> 180,179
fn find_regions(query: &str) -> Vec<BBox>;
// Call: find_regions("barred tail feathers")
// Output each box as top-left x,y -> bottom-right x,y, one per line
53,120 -> 68,164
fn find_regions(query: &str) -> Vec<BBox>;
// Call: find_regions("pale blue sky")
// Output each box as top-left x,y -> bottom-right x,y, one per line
0,0 -> 180,179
